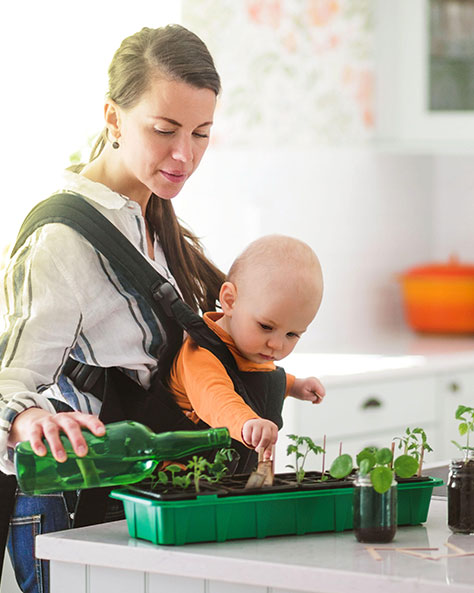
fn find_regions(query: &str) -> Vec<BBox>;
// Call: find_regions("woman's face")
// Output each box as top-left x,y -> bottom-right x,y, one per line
114,77 -> 217,201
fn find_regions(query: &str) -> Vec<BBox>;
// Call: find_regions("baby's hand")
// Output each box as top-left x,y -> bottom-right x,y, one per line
242,418 -> 278,460
290,376 -> 326,404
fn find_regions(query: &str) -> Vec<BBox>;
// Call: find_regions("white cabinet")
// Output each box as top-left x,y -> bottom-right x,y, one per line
277,375 -> 438,472
375,0 -> 474,145
436,368 -> 474,459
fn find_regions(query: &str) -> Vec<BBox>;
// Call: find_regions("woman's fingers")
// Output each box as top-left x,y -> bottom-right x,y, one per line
13,410 -> 105,462
29,422 -> 49,457
42,418 -> 67,461
44,412 -> 105,460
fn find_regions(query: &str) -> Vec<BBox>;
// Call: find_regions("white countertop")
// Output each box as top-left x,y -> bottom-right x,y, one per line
37,499 -> 474,593
285,333 -> 474,387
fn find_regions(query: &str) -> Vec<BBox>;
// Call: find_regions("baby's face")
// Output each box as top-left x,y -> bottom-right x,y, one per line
226,283 -> 319,364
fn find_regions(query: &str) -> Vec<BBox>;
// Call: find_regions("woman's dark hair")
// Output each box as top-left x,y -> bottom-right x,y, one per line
89,25 -> 224,312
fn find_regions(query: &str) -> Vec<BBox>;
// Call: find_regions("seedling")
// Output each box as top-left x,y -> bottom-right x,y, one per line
186,455 -> 214,493
150,448 -> 238,493
451,405 -> 474,462
330,446 -> 411,494
286,434 -> 325,485
393,427 -> 433,477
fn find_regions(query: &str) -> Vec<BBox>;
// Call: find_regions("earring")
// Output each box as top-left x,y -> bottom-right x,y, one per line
112,140 -> 120,149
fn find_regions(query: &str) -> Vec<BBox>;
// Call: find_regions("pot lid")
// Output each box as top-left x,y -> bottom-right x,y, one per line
402,255 -> 474,278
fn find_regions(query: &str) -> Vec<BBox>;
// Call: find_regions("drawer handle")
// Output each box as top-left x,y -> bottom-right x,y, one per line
361,397 -> 382,410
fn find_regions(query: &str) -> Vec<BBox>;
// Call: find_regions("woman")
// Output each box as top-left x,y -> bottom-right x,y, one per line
0,25 -> 224,593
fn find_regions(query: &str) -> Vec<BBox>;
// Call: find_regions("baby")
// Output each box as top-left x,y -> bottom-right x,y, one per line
168,234 -> 325,460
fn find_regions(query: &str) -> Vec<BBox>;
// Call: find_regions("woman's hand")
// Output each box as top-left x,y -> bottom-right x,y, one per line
8,408 -> 105,462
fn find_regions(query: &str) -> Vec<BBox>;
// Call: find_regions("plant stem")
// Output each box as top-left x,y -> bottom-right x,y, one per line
321,434 -> 326,477
466,429 -> 470,463
417,445 -> 424,477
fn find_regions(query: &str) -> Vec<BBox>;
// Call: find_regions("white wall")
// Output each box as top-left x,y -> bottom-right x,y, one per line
433,154 -> 474,262
176,147 -> 435,352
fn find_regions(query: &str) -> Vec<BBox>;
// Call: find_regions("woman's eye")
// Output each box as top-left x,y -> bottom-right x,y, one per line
193,132 -> 209,139
259,323 -> 272,331
154,129 -> 174,135
287,332 -> 300,339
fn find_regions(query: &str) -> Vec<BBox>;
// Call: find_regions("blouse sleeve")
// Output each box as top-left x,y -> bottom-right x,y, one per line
0,227 -> 83,473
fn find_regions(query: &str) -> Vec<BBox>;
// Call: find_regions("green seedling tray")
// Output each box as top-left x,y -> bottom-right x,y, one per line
110,477 -> 443,546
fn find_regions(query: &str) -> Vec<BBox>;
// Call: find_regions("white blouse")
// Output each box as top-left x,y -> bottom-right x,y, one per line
0,171 -> 180,473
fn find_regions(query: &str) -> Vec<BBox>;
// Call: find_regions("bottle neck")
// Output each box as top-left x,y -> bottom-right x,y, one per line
148,427 -> 231,462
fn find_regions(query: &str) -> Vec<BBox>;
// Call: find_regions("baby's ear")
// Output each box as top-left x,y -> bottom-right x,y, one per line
219,281 -> 237,315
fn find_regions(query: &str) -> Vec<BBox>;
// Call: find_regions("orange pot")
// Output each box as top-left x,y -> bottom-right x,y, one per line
399,256 -> 474,333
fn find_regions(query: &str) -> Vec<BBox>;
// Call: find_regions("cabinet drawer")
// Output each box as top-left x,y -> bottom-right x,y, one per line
291,376 -> 437,440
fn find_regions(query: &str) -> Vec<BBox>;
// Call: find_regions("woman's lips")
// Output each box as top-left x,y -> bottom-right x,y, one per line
160,170 -> 187,183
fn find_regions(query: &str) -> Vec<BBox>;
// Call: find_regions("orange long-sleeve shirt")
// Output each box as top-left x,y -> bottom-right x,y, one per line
168,312 -> 295,444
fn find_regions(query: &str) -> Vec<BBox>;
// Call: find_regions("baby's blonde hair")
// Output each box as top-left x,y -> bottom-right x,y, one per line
227,235 -> 323,303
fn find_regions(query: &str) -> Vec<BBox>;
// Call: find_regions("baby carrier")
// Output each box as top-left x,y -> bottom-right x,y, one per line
0,192 -> 286,578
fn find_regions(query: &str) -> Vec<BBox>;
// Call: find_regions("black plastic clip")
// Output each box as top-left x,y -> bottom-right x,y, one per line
152,281 -> 181,317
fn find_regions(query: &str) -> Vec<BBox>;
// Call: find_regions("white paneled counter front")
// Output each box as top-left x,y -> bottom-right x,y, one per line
277,334 -> 474,471
37,500 -> 474,593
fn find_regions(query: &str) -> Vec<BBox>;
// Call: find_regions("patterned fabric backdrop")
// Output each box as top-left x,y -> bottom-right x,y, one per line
182,0 -> 375,147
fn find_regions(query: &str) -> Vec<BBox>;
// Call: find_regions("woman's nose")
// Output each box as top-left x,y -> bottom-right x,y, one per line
171,135 -> 193,163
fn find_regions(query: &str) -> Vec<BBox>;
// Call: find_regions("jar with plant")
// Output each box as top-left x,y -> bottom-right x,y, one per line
328,427 -> 429,544
447,404 -> 474,534
330,446 -> 398,543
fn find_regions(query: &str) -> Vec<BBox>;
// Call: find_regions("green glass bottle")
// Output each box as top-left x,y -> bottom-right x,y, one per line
15,421 -> 231,495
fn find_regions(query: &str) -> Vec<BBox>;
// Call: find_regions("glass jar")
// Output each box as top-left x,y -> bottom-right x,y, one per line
353,473 -> 397,543
447,452 -> 474,534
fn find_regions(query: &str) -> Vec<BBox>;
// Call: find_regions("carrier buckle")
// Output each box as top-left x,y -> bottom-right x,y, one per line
152,282 -> 181,317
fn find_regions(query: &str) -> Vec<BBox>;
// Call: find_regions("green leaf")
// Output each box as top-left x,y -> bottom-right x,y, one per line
359,458 -> 371,475
286,444 -> 298,455
301,436 -> 316,449
375,447 -> 393,465
356,449 -> 375,471
157,471 -> 168,485
370,466 -> 394,494
455,405 -> 470,420
166,464 -> 183,473
394,454 -> 419,478
329,454 -> 353,479
459,422 -> 468,436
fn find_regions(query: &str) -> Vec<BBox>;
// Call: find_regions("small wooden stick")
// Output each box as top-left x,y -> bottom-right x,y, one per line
339,441 -> 342,456
365,547 -> 382,561
390,442 -> 395,469
373,547 -> 438,551
431,553 -> 474,560
445,542 -> 466,554
396,549 -> 433,560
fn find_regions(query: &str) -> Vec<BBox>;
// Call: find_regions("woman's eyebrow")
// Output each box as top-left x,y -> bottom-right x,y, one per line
153,116 -> 213,127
